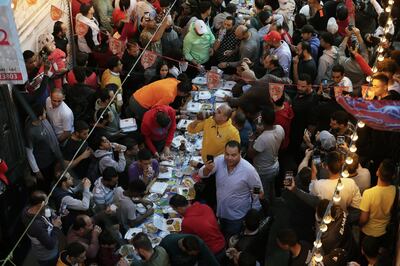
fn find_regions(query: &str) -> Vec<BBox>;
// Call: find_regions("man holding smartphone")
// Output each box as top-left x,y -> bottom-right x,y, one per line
199,141 -> 263,240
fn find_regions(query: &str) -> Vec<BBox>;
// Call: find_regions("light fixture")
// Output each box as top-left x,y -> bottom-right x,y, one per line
314,252 -> 323,263
378,46 -> 384,53
333,192 -> 341,203
323,214 -> 333,224
320,224 -> 328,232
314,239 -> 322,248
341,170 -> 349,178
389,0 -> 394,5
366,76 -> 371,82
378,54 -> 385,61
372,66 -> 378,73
385,6 -> 391,13
388,19 -> 393,25
337,180 -> 344,191
346,157 -> 353,165
350,144 -> 357,153
357,121 -> 365,128
351,134 -> 359,141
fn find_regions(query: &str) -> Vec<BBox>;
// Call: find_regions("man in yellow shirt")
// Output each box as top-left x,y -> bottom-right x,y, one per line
359,159 -> 397,240
187,104 -> 240,162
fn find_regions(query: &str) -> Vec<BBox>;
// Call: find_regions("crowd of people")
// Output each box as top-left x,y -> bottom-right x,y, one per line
5,0 -> 400,265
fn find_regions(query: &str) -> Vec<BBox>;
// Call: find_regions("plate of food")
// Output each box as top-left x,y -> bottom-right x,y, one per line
145,223 -> 158,234
198,91 -> 212,100
192,77 -> 207,85
214,89 -> 232,98
182,178 -> 195,187
177,186 -> 196,200
166,218 -> 182,232
222,81 -> 236,90
177,119 -> 192,130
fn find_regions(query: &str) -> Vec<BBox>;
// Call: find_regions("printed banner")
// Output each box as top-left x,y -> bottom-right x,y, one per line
0,0 -> 28,84
207,71 -> 221,89
336,96 -> 400,132
141,50 -> 157,69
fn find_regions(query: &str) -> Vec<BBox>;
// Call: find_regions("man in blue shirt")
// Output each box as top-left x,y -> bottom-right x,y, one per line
199,140 -> 263,239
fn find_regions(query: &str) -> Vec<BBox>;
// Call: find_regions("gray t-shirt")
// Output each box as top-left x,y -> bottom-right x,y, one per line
253,125 -> 285,175
230,28 -> 260,67
114,189 -> 137,231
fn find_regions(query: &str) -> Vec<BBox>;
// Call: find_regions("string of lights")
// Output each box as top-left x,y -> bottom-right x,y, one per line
309,0 -> 394,263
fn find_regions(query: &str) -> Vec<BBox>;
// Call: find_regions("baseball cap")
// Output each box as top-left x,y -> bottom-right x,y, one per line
301,24 -> 316,34
319,130 -> 336,151
194,20 -> 207,35
263,30 -> 281,43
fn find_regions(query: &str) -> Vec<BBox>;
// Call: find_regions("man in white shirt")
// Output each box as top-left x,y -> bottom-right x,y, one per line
46,88 -> 74,142
247,107 -> 285,200
310,151 -> 362,212
331,64 -> 353,94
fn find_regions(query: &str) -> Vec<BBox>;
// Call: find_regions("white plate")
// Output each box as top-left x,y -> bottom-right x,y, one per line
192,77 -> 207,85
177,119 -> 193,130
198,91 -> 212,100
186,101 -> 202,113
214,89 -> 232,98
222,81 -> 236,90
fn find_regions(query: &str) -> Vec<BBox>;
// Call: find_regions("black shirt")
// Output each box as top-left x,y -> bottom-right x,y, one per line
298,59 -> 317,82
53,34 -> 68,55
62,137 -> 90,179
290,241 -> 312,266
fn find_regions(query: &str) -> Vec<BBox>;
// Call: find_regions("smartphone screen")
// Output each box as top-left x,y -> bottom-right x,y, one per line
313,155 -> 321,165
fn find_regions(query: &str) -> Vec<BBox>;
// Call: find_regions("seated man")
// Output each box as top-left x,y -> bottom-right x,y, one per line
128,148 -> 159,186
66,215 -> 102,259
92,167 -> 122,211
128,232 -> 170,266
169,194 -> 225,256
113,179 -> 154,232
93,136 -> 126,174
159,234 -> 219,266
141,105 -> 176,159
52,174 -> 91,233
57,242 -> 87,266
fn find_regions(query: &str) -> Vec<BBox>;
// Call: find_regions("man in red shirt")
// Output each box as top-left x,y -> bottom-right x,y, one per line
141,105 -> 176,159
169,195 -> 225,257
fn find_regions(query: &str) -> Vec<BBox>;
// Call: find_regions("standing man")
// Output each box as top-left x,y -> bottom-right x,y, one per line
213,16 -> 240,65
264,30 -> 292,77
46,88 -> 74,142
187,104 -> 240,162
183,19 -> 216,69
199,141 -> 263,239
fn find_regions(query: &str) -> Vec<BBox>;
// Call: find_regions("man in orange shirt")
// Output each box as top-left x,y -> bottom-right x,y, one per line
127,74 -> 192,121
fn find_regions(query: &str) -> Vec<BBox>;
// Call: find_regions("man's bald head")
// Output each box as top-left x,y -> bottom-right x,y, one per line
235,25 -> 249,40
214,104 -> 233,125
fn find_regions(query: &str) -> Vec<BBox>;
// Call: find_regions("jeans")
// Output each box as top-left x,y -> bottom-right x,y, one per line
259,167 -> 279,201
219,217 -> 243,241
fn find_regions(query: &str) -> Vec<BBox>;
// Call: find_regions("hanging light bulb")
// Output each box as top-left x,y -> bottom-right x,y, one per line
323,214 -> 333,224
337,180 -> 344,191
341,170 -> 349,178
388,18 -> 393,25
378,46 -> 384,53
351,133 -> 359,141
350,144 -> 357,153
314,239 -> 322,248
378,54 -> 385,61
372,66 -> 378,73
333,192 -> 341,203
320,224 -> 328,232
384,28 -> 390,34
381,37 -> 387,43
314,251 -> 324,263
389,0 -> 394,5
357,121 -> 365,128
346,156 -> 353,165
385,6 -> 391,13
366,76 -> 371,82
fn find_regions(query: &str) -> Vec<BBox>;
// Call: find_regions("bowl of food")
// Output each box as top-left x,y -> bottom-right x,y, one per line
145,223 -> 158,234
